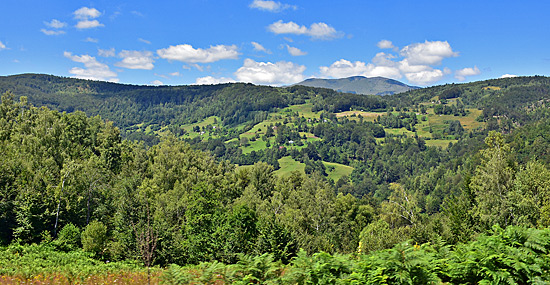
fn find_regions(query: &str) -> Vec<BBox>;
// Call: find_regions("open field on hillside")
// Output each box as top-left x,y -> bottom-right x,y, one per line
335,111 -> 382,121
324,161 -> 354,181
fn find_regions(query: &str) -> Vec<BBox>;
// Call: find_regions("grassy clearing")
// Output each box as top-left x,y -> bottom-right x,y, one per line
286,103 -> 320,118
425,139 -> 458,149
324,162 -> 354,181
335,111 -> 382,122
426,108 -> 484,131
384,127 -> 416,137
242,139 -> 270,154
274,157 -> 305,177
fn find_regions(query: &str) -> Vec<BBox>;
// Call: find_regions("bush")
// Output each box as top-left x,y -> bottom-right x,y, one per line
54,223 -> 81,252
81,221 -> 108,257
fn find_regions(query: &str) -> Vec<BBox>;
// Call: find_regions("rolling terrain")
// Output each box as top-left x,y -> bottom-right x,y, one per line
3,74 -> 550,283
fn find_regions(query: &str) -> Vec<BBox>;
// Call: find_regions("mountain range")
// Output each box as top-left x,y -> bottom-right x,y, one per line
294,76 -> 420,95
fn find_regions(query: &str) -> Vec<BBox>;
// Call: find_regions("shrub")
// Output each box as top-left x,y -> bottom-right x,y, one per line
81,221 -> 108,257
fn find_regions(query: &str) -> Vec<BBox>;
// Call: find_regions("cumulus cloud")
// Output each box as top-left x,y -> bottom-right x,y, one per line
0,41 -> 6,50
235,58 -> 306,85
115,50 -> 155,70
249,0 -> 297,12
400,40 -> 458,65
319,40 -> 465,85
74,7 -> 101,20
76,20 -> 104,29
286,45 -> 307,56
194,76 -> 236,85
319,59 -> 401,79
73,7 -> 104,29
64,51 -> 118,82
150,80 -> 163,85
501,74 -> 518,78
377,40 -> 395,50
268,20 -> 343,40
98,48 -> 115,57
157,44 -> 239,63
41,29 -> 65,36
404,69 -> 445,85
455,66 -> 481,81
251,41 -> 270,53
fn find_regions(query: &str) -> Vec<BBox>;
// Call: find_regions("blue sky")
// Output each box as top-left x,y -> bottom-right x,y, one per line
1,0 -> 549,87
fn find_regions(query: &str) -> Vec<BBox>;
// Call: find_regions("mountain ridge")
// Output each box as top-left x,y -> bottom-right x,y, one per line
294,76 -> 420,95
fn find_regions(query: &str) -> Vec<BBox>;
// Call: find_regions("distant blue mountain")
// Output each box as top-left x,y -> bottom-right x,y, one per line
295,76 -> 420,95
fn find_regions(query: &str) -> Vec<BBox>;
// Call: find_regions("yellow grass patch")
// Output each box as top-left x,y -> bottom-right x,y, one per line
482,86 -> 501,91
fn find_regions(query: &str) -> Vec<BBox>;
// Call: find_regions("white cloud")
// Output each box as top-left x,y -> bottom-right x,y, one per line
268,20 -> 343,40
169,72 -> 181,76
157,44 -> 239,63
501,74 -> 518,78
319,59 -> 401,80
0,41 -> 6,50
76,20 -> 104,29
404,69 -> 445,85
249,0 -> 297,12
150,80 -> 163,85
235,58 -> 306,85
455,66 -> 481,81
98,48 -> 115,57
400,40 -> 458,65
74,7 -> 101,20
84,37 -> 99,43
74,7 -> 104,29
268,20 -> 307,35
194,76 -> 236,85
320,59 -> 369,78
308,22 -> 341,39
138,38 -> 151,44
286,45 -> 307,56
251,41 -> 270,53
115,50 -> 155,70
41,29 -> 66,36
64,51 -> 118,82
45,19 -> 67,29
377,40 -> 395,50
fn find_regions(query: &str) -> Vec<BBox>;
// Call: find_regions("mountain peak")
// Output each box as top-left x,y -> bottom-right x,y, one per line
295,76 -> 419,95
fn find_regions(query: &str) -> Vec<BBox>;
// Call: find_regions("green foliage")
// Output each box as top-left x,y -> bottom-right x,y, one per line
0,242 -> 150,281
53,223 -> 81,252
162,226 -> 550,284
81,221 -> 107,257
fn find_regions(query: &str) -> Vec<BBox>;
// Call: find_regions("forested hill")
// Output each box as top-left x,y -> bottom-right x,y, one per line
3,74 -> 550,130
0,73 -> 386,129
387,75 -> 550,123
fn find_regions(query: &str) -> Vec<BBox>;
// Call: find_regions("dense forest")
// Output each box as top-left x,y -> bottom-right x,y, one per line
2,74 -> 550,283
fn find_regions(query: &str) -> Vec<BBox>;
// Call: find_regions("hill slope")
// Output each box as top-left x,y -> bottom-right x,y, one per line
295,76 -> 419,95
